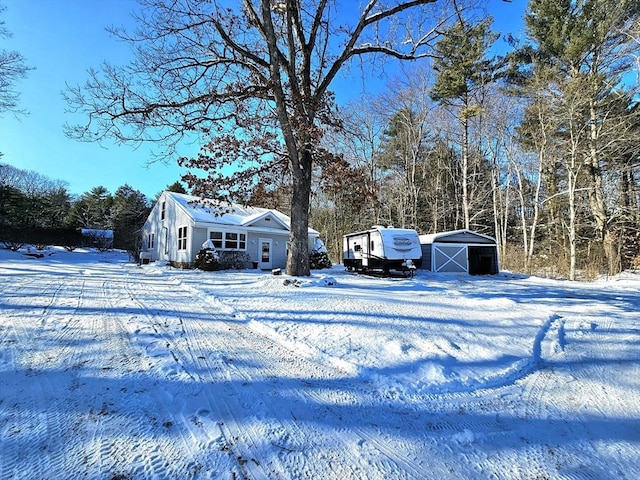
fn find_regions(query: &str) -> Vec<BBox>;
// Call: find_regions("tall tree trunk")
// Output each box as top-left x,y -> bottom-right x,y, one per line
287,148 -> 312,276
587,97 -> 615,274
567,163 -> 578,281
461,113 -> 470,230
515,168 -> 529,271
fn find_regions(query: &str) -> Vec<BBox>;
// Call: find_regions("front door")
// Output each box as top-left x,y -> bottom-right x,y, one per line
258,238 -> 272,269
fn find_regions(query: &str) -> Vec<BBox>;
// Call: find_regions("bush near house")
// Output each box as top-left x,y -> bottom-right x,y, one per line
218,251 -> 251,270
310,249 -> 332,269
194,249 -> 252,271
194,248 -> 220,271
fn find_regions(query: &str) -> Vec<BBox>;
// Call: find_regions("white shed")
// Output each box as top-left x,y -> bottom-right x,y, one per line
419,229 -> 499,274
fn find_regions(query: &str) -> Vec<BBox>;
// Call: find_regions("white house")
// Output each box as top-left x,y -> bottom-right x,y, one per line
419,229 -> 499,275
140,191 -> 322,269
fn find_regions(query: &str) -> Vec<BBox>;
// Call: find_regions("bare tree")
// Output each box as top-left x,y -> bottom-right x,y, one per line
0,5 -> 33,116
326,99 -> 387,227
377,73 -> 434,229
65,0 -> 455,276
0,163 -> 67,196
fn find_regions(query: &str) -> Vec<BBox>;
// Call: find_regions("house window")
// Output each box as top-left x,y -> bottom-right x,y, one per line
209,230 -> 246,250
161,201 -> 166,220
209,231 -> 223,249
178,226 -> 187,250
225,232 -> 239,249
225,232 -> 247,250
147,233 -> 155,249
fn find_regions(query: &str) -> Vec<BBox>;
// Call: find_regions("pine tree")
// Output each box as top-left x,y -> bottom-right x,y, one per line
431,17 -> 502,230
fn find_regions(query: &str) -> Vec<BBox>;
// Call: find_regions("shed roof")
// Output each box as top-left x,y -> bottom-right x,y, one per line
419,229 -> 496,245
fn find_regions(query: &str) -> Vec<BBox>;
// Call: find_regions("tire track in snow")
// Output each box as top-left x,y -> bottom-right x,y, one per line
0,273 -> 79,480
91,269 -> 246,479
180,279 -> 546,480
119,272 -> 301,479
123,271 -> 445,479
81,268 -> 226,480
480,306 -> 636,480
547,311 -> 640,480
171,277 -> 494,479
179,288 -> 436,480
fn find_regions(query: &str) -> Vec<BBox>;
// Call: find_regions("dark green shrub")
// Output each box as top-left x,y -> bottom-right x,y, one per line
194,248 -> 220,271
310,250 -> 332,269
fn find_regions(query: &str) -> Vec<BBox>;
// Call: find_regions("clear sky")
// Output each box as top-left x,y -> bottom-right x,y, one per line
0,0 -> 527,200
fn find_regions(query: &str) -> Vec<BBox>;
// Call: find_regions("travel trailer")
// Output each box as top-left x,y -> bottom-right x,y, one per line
343,226 -> 423,275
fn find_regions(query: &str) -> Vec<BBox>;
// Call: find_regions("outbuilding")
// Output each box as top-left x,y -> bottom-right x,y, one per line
419,229 -> 499,275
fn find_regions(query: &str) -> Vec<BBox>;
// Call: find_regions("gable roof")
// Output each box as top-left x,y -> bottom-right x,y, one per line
419,229 -> 496,245
164,191 -> 319,234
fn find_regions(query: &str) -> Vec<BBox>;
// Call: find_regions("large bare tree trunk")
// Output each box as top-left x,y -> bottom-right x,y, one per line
287,148 -> 312,276
586,97 -> 617,275
461,113 -> 470,230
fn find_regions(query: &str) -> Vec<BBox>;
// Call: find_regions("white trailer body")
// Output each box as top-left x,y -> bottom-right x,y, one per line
343,226 -> 423,274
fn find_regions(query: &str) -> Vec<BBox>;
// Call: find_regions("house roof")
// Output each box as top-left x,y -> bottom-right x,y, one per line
165,191 -> 319,234
419,229 -> 496,245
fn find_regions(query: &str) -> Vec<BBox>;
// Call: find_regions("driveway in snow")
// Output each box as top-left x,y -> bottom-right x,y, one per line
0,248 -> 639,479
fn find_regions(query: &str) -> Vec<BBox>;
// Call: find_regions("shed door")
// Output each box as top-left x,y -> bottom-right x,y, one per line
433,245 -> 467,273
258,238 -> 272,269
468,246 -> 498,275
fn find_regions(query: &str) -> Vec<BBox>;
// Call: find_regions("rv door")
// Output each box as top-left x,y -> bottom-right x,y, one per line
362,233 -> 371,267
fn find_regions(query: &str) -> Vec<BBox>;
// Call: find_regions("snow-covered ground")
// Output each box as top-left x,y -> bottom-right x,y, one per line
1,246 -> 638,480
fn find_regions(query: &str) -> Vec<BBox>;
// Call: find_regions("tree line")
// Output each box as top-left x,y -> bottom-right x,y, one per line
307,0 -> 640,280
0,163 -> 154,254
4,1 -> 639,278
61,0 -> 639,279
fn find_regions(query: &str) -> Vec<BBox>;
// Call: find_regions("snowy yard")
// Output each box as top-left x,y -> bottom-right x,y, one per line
0,247 -> 639,479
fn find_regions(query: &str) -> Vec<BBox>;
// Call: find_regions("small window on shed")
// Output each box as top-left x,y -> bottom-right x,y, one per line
161,201 -> 166,220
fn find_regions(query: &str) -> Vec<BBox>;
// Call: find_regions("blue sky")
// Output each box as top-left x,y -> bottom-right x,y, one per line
0,0 -> 527,200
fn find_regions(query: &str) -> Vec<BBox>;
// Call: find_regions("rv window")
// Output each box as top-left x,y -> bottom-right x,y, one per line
371,241 -> 374,250
354,244 -> 361,252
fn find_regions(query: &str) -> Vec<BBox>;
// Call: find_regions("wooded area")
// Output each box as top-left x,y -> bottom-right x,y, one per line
307,0 -> 640,280
0,163 -> 153,254
3,1 -> 639,279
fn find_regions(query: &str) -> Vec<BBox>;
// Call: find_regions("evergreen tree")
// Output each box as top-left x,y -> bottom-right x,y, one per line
430,17 -> 503,230
166,181 -> 187,194
67,186 -> 114,229
521,0 -> 640,276
111,185 -> 150,253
